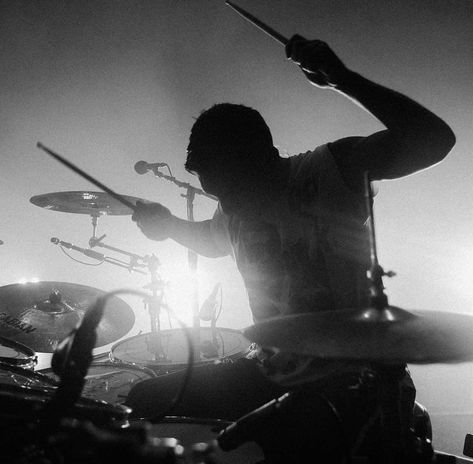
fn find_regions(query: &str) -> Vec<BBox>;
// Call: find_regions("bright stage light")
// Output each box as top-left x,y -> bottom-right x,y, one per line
160,262 -> 219,327
18,277 -> 40,284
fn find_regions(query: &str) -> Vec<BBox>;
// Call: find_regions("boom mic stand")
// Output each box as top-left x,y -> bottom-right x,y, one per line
141,163 -> 218,362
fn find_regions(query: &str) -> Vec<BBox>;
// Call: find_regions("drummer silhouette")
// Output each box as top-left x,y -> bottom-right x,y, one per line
129,33 -> 455,462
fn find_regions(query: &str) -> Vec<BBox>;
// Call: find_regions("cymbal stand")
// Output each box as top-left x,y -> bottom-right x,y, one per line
146,164 -> 217,362
142,254 -> 168,362
361,172 -> 431,463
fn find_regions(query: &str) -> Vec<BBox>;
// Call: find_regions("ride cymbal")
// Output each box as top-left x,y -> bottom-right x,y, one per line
244,306 -> 473,364
30,191 -> 148,216
0,281 -> 135,352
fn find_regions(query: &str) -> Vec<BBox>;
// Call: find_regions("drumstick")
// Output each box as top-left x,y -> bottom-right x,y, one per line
225,1 -> 288,46
37,142 -> 137,212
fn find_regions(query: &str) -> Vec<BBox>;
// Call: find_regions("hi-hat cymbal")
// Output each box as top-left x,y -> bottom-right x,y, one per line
30,191 -> 148,216
244,306 -> 473,364
0,282 -> 135,352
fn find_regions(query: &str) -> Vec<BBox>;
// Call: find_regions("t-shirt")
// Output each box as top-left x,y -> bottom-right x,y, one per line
210,143 -> 371,324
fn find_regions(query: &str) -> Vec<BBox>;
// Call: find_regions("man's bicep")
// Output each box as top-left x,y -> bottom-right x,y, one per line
208,211 -> 233,257
330,130 -> 435,188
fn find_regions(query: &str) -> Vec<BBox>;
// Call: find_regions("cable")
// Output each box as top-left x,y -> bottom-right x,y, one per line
215,285 -> 223,322
106,289 -> 194,420
49,288 -> 194,425
59,246 -> 105,266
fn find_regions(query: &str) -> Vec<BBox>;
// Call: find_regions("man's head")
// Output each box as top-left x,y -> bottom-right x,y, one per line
185,103 -> 279,214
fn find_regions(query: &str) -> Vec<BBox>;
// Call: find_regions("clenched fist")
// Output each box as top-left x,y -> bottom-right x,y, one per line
132,201 -> 174,241
286,35 -> 350,88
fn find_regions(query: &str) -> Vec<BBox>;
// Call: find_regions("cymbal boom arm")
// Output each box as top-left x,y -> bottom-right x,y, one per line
364,172 -> 392,309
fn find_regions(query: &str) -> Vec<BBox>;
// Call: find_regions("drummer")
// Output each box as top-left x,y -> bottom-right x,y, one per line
129,35 -> 455,461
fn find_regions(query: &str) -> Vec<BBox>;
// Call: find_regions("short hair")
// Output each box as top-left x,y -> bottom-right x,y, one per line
185,103 -> 275,173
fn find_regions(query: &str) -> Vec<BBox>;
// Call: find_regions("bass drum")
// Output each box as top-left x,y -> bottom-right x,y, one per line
141,416 -> 264,464
110,327 -> 250,373
40,361 -> 156,405
0,337 -> 37,370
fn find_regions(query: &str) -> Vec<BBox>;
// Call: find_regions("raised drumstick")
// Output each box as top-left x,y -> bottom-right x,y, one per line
225,1 -> 288,46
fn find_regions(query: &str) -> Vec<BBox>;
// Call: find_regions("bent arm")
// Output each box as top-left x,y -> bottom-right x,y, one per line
132,202 -> 231,258
285,36 -> 456,184
332,71 -> 456,182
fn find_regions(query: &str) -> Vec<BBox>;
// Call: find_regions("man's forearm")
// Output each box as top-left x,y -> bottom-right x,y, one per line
168,217 -> 229,258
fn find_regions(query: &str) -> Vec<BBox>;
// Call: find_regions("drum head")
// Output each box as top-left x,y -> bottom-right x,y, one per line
111,328 -> 250,371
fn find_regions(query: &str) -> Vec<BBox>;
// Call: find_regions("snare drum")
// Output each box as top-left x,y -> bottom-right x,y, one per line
0,337 -> 37,369
110,327 -> 249,373
40,362 -> 156,404
142,416 -> 263,464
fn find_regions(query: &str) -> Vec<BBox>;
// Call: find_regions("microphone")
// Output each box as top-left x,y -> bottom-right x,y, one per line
199,283 -> 221,321
51,237 -> 105,261
134,160 -> 167,175
218,392 -> 294,451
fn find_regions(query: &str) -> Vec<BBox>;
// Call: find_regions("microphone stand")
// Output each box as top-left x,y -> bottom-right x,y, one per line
89,233 -> 146,273
147,164 -> 218,362
183,186 -> 201,362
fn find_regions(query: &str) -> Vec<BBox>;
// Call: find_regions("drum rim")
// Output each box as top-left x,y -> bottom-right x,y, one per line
110,327 -> 249,366
0,336 -> 36,366
152,415 -> 233,427
0,383 -> 132,420
39,360 -> 157,379
0,360 -> 59,385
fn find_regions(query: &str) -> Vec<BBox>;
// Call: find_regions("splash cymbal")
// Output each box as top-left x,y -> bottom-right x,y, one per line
244,306 -> 473,364
30,191 -> 148,216
0,281 -> 135,352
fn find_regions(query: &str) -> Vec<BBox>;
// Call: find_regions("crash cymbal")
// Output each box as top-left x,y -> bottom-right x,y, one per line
0,282 -> 135,352
244,306 -> 473,364
30,191 -> 147,216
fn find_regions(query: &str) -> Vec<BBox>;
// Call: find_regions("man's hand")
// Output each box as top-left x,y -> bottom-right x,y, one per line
285,35 -> 350,88
132,201 -> 174,241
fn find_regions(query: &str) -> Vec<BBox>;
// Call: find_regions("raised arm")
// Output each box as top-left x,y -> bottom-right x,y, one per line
132,202 -> 230,258
285,35 -> 456,184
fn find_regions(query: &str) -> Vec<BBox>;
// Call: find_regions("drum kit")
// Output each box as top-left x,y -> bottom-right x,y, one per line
0,158 -> 472,463
1,2 -> 472,459
0,184 -> 256,463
